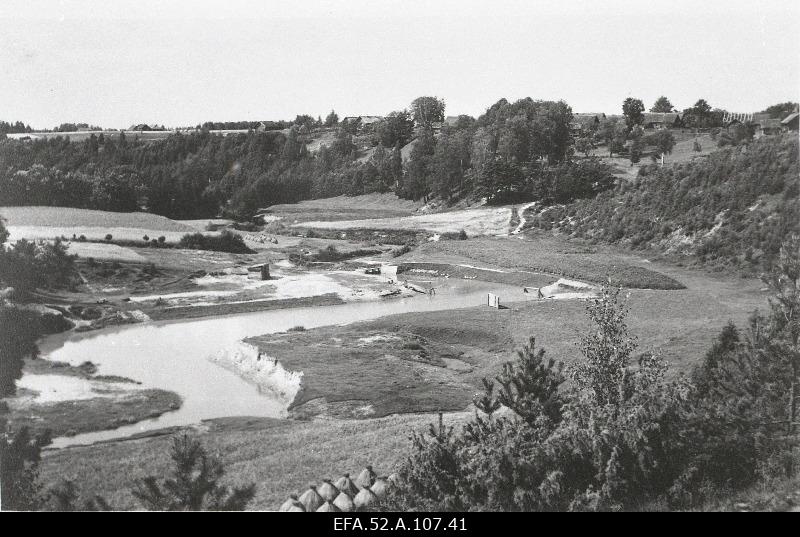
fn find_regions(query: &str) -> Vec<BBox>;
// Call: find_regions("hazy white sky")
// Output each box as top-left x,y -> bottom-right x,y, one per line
1,0 -> 798,129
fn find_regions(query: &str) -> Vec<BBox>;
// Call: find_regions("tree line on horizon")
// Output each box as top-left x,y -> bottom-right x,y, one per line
0,95 -> 796,220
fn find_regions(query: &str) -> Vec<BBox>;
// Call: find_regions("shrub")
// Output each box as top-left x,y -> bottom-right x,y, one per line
392,244 -> 412,258
0,238 -> 77,296
104,234 -> 112,241
177,230 -> 252,254
0,426 -> 51,510
157,236 -> 166,244
388,240 -> 800,512
142,235 -> 149,242
131,435 -> 256,511
388,286 -> 690,511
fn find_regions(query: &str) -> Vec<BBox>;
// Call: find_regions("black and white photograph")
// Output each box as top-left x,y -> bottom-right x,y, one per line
1,0 -> 799,516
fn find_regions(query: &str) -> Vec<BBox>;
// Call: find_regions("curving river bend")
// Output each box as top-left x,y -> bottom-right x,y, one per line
37,277 -> 532,449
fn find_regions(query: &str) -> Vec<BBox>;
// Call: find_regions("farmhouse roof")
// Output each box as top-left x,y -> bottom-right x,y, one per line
759,118 -> 783,129
781,112 -> 799,125
444,115 -> 460,126
571,113 -> 605,127
359,116 -> 383,125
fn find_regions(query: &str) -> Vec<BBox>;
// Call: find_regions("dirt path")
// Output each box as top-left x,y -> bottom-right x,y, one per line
511,202 -> 537,235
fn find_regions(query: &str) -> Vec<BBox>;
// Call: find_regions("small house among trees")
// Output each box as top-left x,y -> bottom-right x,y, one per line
570,113 -> 606,134
641,112 -> 683,130
341,116 -> 383,134
781,111 -> 799,131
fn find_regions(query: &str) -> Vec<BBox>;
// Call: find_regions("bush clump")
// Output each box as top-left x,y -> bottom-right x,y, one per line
386,241 -> 800,512
177,230 -> 252,253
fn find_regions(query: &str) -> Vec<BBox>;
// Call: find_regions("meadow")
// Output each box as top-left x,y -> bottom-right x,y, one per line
403,234 -> 686,289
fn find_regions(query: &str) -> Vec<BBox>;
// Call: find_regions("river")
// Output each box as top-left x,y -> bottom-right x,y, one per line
38,277 -> 532,448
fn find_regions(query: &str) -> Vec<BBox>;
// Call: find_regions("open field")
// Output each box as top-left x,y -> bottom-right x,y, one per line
264,193 -> 423,223
397,261 -> 555,287
0,206 -> 204,244
249,317 -> 514,419
297,206 -> 513,237
0,206 -> 195,231
585,132 -> 718,180
39,413 -> 469,511
402,234 -> 685,289
246,260 -> 765,419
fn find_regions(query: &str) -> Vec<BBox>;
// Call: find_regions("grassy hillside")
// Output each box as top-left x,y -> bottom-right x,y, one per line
0,206 -> 195,231
404,236 -> 685,289
529,134 -> 799,273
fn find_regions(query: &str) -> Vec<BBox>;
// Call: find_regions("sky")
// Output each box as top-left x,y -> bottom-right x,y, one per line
1,0 -> 798,129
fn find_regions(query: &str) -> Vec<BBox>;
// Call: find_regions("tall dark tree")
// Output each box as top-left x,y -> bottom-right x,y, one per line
0,306 -> 40,397
402,130 -> 436,201
410,96 -> 446,131
622,98 -> 645,130
647,129 -> 676,165
375,110 -> 415,148
0,426 -> 51,511
761,102 -> 799,119
324,109 -> 339,127
650,96 -> 675,113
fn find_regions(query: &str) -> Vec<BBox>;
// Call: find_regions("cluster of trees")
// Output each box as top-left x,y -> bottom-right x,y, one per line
531,135 -> 799,273
0,216 -> 78,403
573,99 -> 678,166
177,230 -> 252,253
197,120 -> 291,131
0,121 -> 33,135
0,218 -> 77,298
761,102 -> 799,119
1,96 -> 791,222
400,98 -> 578,204
0,95 -> 609,219
388,240 -> 800,511
54,123 -> 103,132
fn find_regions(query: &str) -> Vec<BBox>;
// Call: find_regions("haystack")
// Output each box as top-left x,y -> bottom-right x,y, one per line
333,473 -> 359,497
316,501 -> 341,512
299,485 -> 324,512
353,487 -> 378,510
355,465 -> 377,489
279,494 -> 305,512
370,477 -> 394,499
333,491 -> 355,512
318,479 -> 340,502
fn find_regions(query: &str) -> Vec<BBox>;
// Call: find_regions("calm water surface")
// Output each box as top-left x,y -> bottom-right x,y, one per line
40,278 -> 532,448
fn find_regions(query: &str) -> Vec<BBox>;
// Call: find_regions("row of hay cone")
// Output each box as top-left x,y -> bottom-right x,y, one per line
279,465 -> 399,512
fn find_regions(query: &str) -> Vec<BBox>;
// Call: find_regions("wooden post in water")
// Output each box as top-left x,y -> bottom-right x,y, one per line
260,264 -> 271,280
